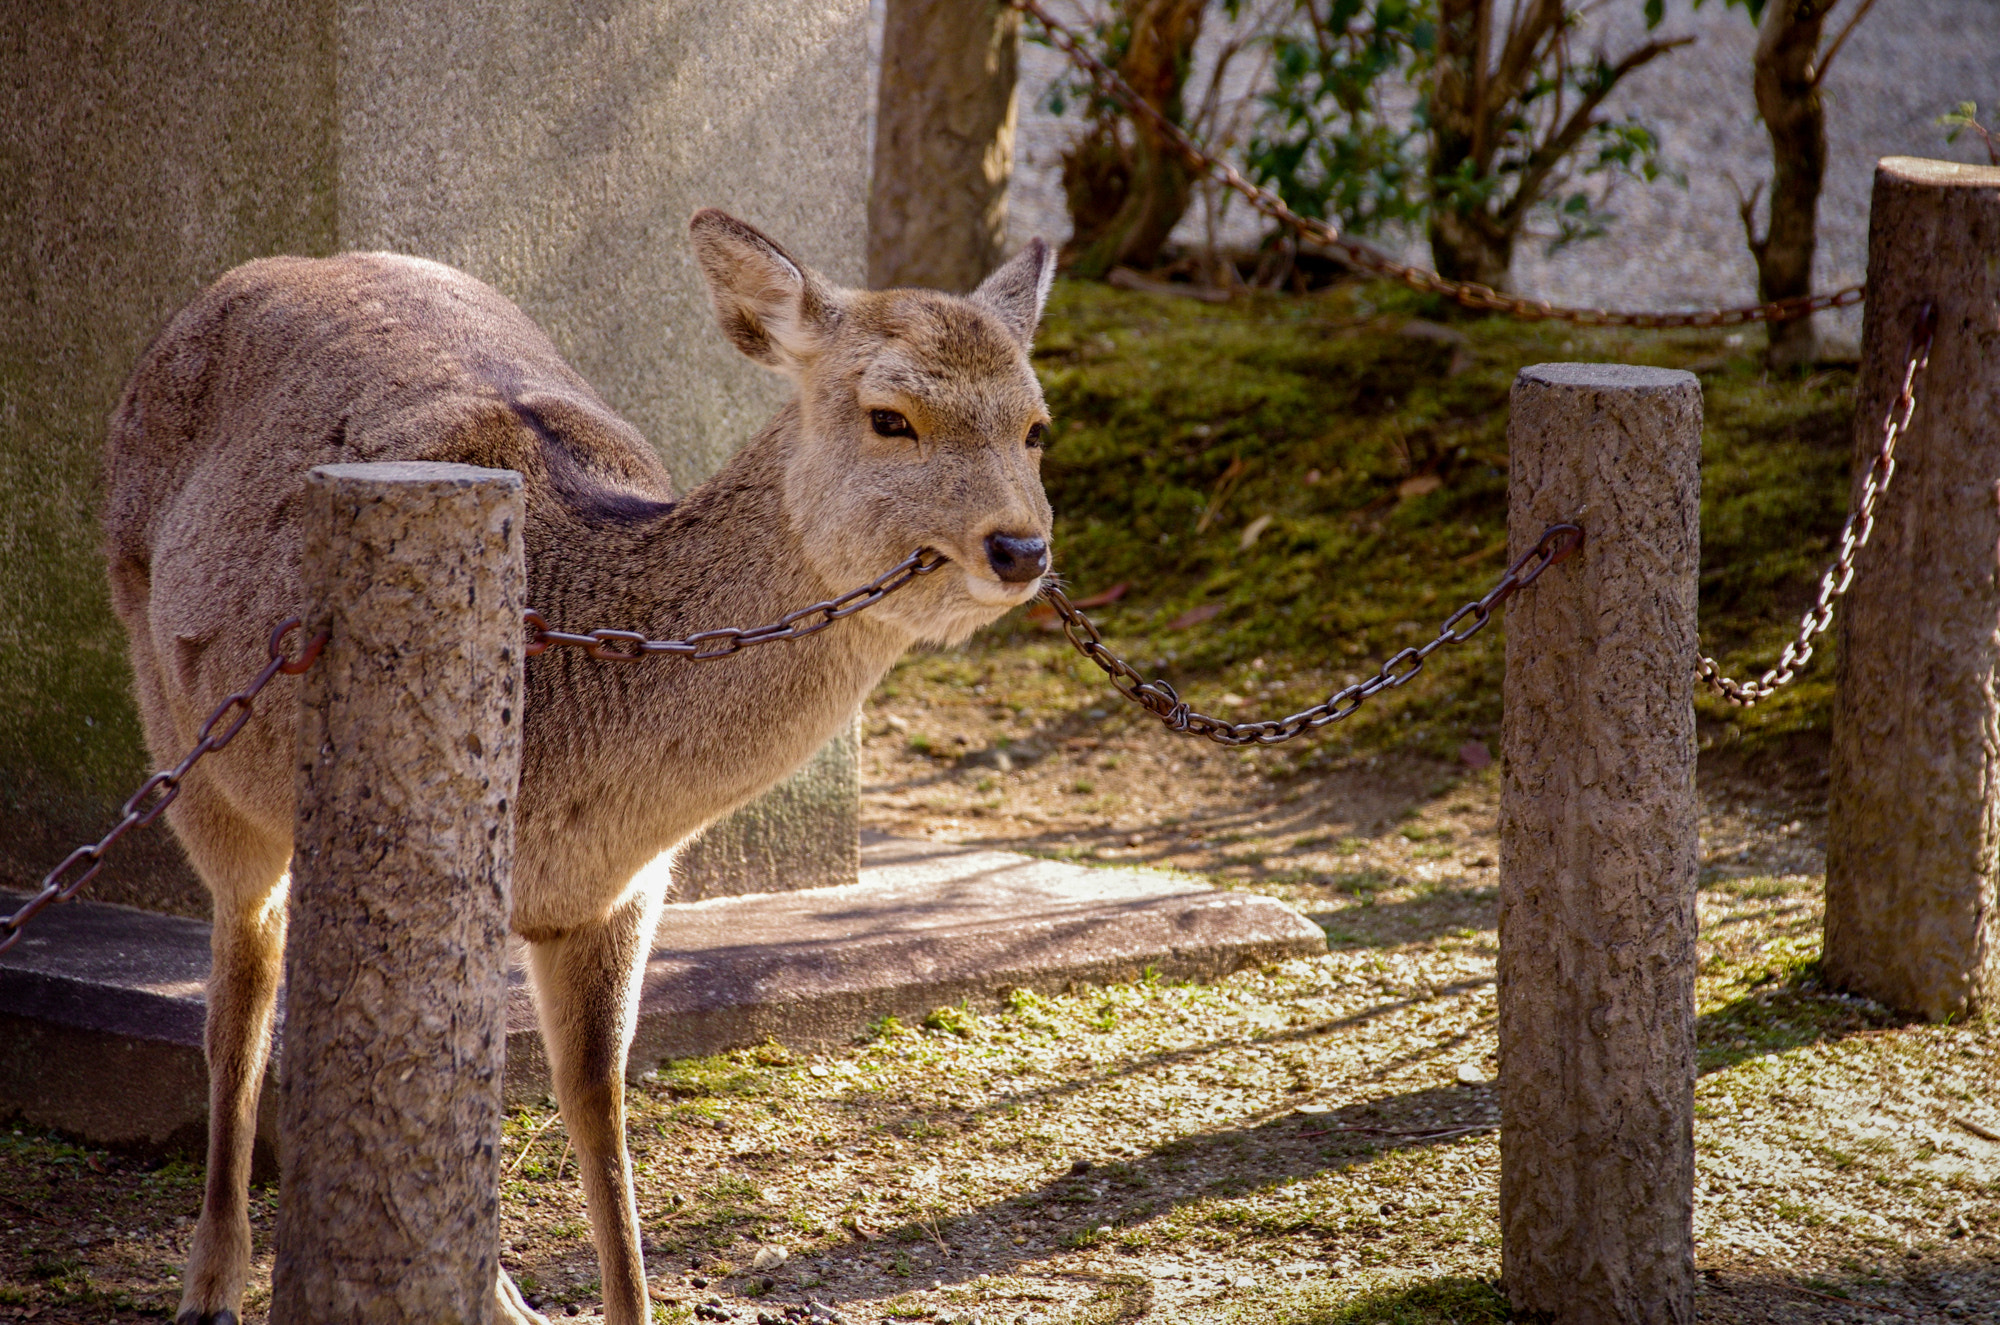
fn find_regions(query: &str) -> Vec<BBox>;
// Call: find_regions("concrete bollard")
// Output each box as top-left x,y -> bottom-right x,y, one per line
1499,364 -> 1702,1324
271,462 -> 525,1325
1826,156 -> 2000,1021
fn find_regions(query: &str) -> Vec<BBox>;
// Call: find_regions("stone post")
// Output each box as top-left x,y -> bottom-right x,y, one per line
272,462 -> 525,1324
1826,156 -> 2000,1021
868,0 -> 1020,290
1499,364 -> 1702,1325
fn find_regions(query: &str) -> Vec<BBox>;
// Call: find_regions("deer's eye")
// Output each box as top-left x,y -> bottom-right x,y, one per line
870,409 -> 915,439
1025,421 -> 1049,450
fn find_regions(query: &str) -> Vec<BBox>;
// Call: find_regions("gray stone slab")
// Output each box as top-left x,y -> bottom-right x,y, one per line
0,837 -> 1322,1147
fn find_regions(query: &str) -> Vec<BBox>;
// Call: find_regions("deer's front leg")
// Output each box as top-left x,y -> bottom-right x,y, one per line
177,822 -> 290,1325
526,886 -> 666,1325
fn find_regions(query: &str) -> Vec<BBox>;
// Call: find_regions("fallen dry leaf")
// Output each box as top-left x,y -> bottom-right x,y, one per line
1166,602 -> 1226,630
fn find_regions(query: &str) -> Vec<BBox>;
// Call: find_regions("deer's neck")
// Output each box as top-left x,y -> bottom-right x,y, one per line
516,409 -> 905,901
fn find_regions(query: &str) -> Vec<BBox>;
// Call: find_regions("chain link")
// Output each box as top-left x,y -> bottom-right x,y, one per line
524,549 -> 948,662
1012,0 -> 1864,328
6,553 -> 944,954
1,619 -> 327,955
1698,302 -> 1938,704
1045,523 -> 1583,745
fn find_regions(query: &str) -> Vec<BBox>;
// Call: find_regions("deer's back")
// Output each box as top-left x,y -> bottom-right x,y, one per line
103,252 -> 674,843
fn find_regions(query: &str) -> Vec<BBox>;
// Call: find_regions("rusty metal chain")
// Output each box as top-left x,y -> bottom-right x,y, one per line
1012,0 -> 1864,328
1698,302 -> 1938,705
1,619 -> 328,955
524,549 -> 948,662
1045,523 -> 1584,745
5,553 -> 944,952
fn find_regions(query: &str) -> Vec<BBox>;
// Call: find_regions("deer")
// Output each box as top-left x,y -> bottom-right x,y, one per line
100,209 -> 1058,1325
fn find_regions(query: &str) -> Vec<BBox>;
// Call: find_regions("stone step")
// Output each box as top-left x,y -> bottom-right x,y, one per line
0,835 -> 1322,1152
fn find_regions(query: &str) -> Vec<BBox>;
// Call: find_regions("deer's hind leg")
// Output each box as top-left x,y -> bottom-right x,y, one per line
171,787 -> 291,1325
525,885 -> 668,1325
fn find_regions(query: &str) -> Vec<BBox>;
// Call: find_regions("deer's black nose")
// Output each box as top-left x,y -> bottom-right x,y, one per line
985,532 -> 1049,584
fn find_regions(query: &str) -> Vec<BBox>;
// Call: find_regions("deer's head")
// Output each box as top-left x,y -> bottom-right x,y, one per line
691,210 -> 1056,645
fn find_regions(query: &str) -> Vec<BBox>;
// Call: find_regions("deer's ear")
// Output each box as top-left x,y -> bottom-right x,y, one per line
690,210 -> 842,374
971,239 -> 1056,347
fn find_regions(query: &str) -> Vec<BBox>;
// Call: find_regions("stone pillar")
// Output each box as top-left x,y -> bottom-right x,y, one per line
1499,364 -> 1702,1325
1,0 -> 872,911
272,463 -> 524,1323
1826,156 -> 2000,1020
868,0 -> 1021,290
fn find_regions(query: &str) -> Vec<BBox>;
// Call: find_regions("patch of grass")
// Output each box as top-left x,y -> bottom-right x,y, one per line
1330,869 -> 1396,899
1018,279 -> 1858,766
923,1004 -> 980,1038
658,1053 -> 769,1099
1276,1274 -> 1512,1324
863,1014 -> 910,1042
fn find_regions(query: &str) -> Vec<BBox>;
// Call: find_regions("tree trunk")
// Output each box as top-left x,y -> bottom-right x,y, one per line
1428,206 -> 1516,290
1749,0 -> 1836,368
1061,0 -> 1204,278
1425,0 -> 1518,290
868,0 -> 1021,292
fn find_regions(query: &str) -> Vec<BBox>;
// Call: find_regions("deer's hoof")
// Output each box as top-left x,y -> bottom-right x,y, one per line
175,1311 -> 238,1325
498,1266 -> 550,1325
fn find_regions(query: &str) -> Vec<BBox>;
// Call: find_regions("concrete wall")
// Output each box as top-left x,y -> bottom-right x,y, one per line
1,0 -> 873,913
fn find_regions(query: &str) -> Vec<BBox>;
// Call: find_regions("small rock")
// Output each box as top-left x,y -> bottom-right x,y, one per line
752,1244 -> 789,1270
1069,1159 -> 1093,1176
809,1063 -> 830,1077
1455,1062 -> 1490,1086
690,1276 -> 710,1289
1231,1274 -> 1257,1289
959,745 -> 1014,772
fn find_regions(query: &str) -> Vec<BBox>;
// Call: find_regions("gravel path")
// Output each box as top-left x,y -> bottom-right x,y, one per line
1010,0 -> 1998,349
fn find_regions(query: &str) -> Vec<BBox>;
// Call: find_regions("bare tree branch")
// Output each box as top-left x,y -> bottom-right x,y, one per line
1811,0 -> 1878,87
1499,33 -> 1693,227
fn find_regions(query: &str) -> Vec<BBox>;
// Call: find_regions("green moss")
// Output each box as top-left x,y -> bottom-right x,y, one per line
1024,279 -> 1857,766
1273,1275 -> 1513,1324
657,1052 -> 771,1099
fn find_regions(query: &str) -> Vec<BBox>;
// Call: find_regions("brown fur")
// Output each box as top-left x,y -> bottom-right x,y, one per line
102,211 -> 1056,1325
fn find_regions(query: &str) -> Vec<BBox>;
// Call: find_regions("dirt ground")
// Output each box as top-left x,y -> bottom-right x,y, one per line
4,634 -> 1996,1325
